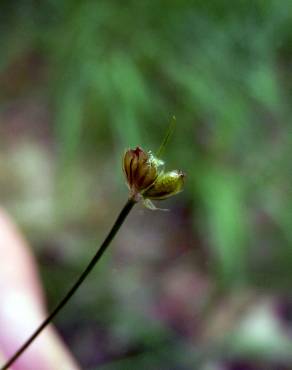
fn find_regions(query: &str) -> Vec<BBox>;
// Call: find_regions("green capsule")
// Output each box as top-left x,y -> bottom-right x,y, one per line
143,170 -> 185,200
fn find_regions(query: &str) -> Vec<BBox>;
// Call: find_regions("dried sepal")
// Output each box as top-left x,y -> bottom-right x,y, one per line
143,198 -> 169,211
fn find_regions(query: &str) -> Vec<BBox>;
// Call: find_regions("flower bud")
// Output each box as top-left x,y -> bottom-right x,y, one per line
123,147 -> 163,196
143,170 -> 185,200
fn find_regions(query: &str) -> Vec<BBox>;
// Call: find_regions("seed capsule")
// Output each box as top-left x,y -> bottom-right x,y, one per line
123,147 -> 163,196
123,146 -> 185,209
143,170 -> 185,200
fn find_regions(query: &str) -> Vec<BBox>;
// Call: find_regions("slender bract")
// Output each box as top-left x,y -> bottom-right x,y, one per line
156,115 -> 176,158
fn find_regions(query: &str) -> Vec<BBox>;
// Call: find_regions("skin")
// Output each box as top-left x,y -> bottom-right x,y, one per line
0,209 -> 80,370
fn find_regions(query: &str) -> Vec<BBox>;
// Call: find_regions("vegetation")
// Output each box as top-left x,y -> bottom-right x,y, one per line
0,1 -> 291,369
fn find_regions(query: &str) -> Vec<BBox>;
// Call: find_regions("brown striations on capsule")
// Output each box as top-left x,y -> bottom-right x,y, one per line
123,147 -> 161,195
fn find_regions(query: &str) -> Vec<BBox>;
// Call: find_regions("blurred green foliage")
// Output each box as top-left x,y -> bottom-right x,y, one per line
0,1 -> 292,369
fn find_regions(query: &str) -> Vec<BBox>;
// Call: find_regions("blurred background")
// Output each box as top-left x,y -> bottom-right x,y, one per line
0,1 -> 291,369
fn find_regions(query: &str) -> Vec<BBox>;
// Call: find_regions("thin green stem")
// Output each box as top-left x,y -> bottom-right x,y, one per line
1,198 -> 136,370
